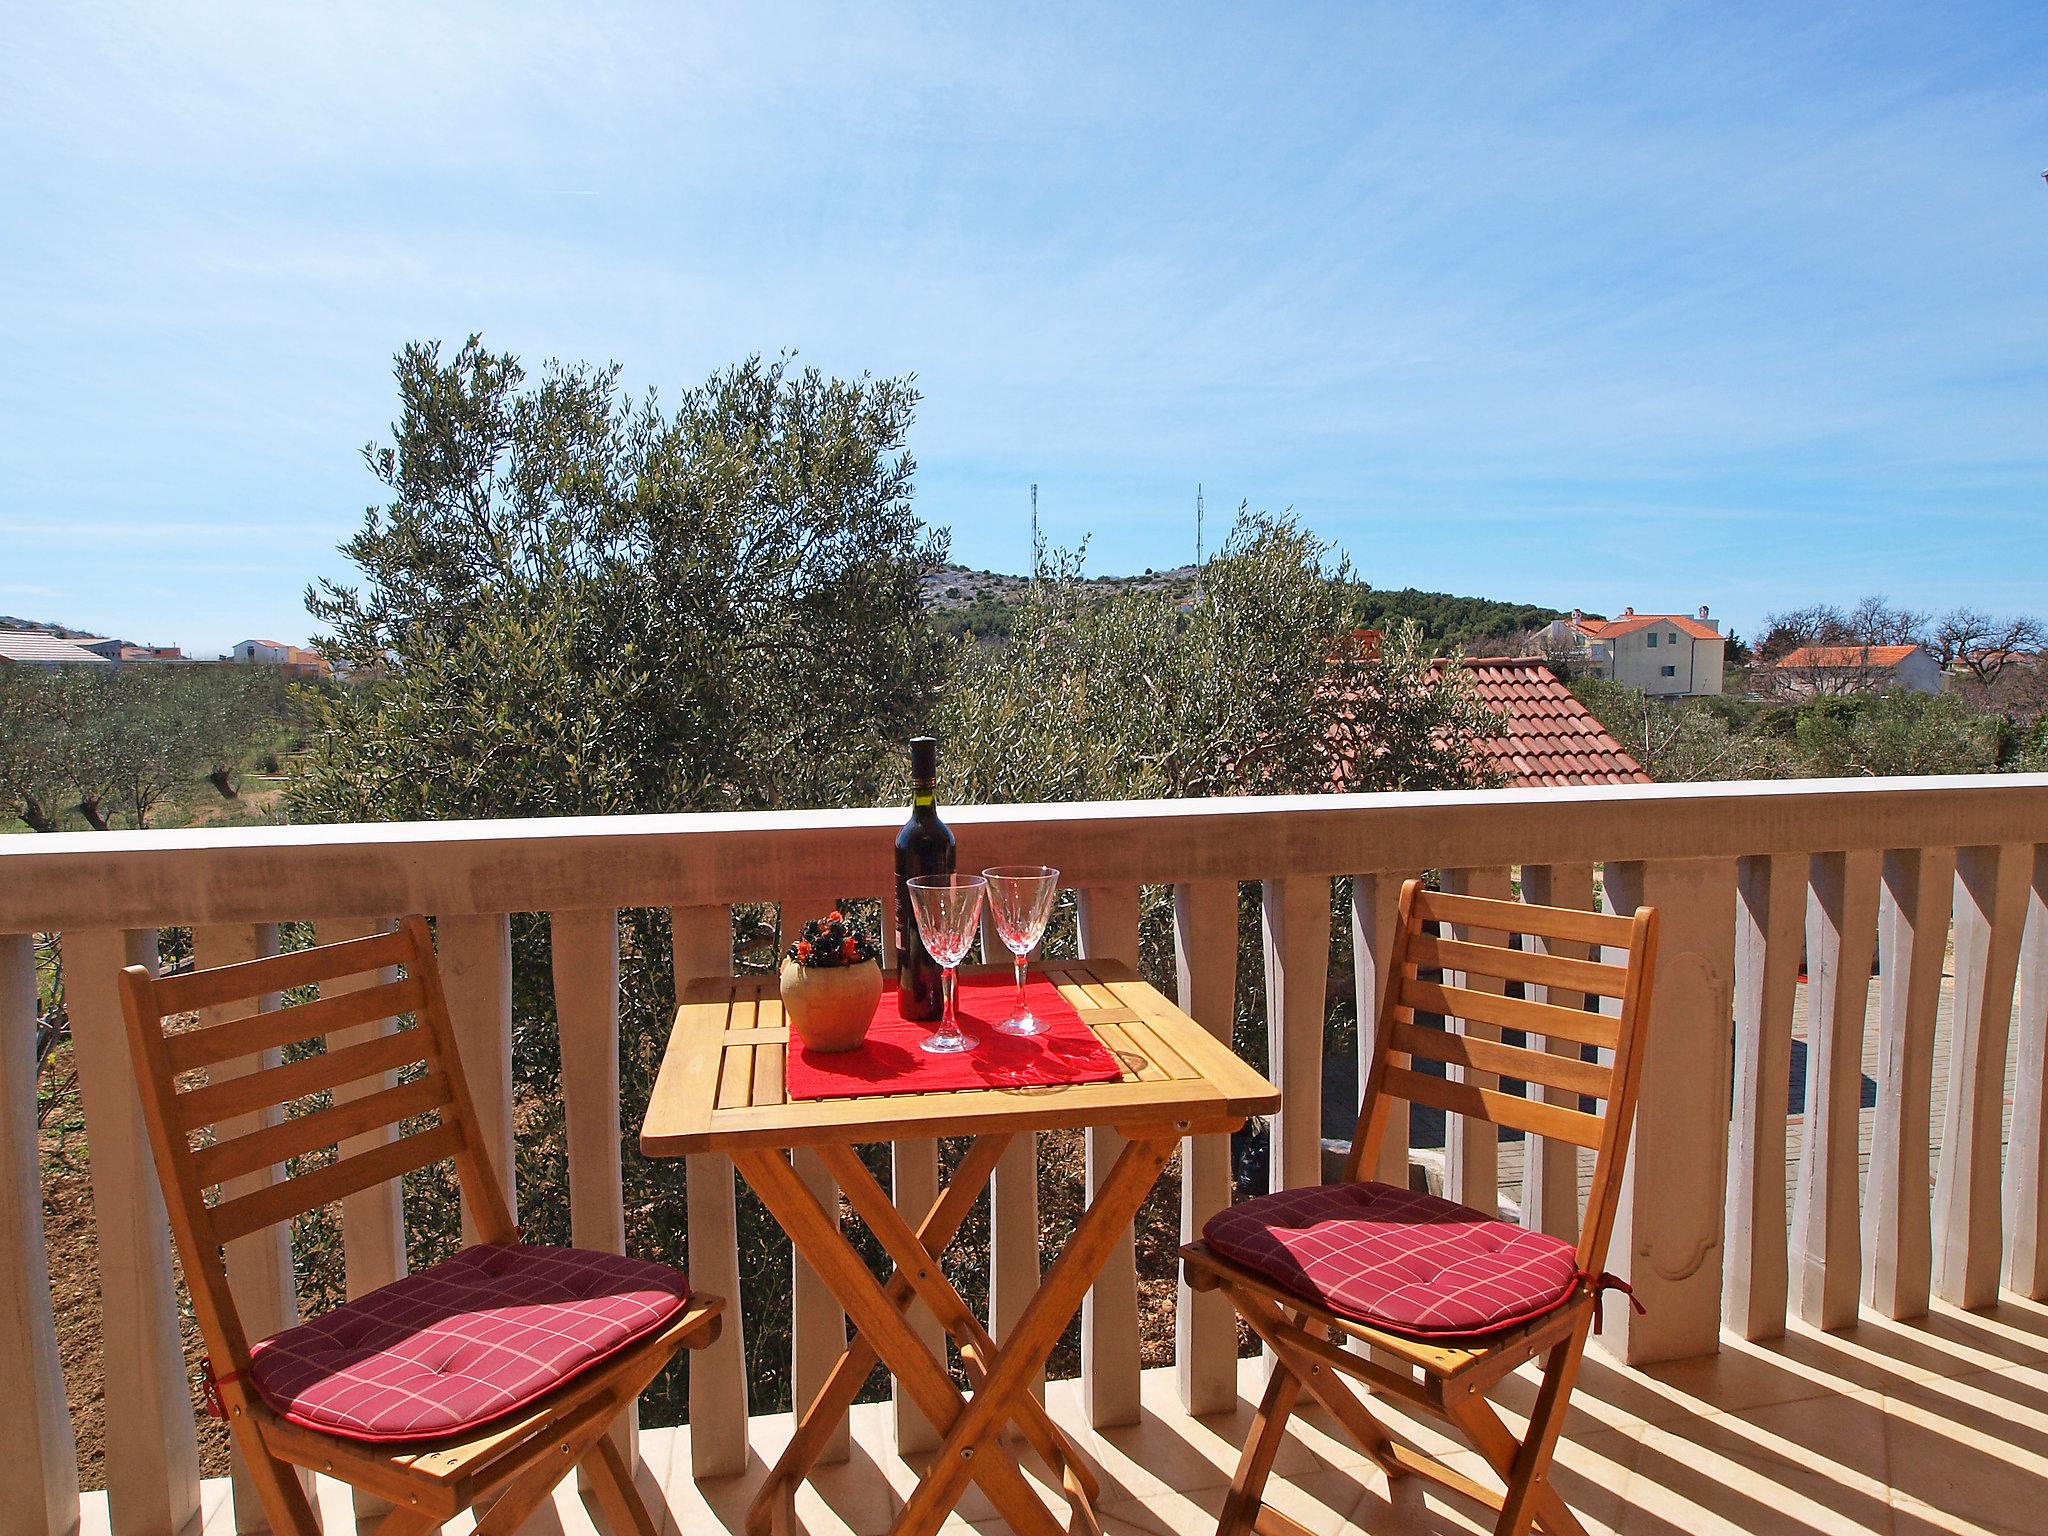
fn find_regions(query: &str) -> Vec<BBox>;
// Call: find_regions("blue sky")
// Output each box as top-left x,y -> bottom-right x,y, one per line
3,2 -> 2044,654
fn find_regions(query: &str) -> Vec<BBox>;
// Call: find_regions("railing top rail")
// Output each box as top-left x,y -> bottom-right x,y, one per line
6,774 -> 2048,932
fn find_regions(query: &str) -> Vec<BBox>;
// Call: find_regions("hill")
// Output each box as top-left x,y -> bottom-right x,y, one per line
922,563 -> 1569,650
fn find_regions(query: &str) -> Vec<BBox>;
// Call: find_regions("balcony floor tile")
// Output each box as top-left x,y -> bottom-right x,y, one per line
83,1294 -> 2048,1536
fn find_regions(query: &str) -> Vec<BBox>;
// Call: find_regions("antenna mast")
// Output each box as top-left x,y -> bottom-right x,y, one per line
1195,483 -> 1205,600
1030,482 -> 1039,573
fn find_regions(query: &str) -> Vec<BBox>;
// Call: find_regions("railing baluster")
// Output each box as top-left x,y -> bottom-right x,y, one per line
1174,878 -> 1240,1416
1517,864 -> 1595,1240
2004,847 -> 2048,1299
1866,849 -> 1954,1319
192,922 -> 309,1533
672,903 -> 749,1478
883,889 -> 951,1451
1350,873 -> 1406,1190
891,1134 -> 947,1452
987,887 -> 1044,1412
1936,844 -> 2030,1308
1793,851 -> 1880,1330
314,914 -> 407,1527
0,932 -> 78,1536
775,896 -> 851,1465
1725,854 -> 1803,1340
436,913 -> 516,1244
1601,859 -> 1736,1362
1440,868 -> 1511,1215
989,1133 -> 1043,1406
1262,876 -> 1329,1198
61,926 -> 203,1536
552,907 -> 638,1468
1076,884 -> 1143,1428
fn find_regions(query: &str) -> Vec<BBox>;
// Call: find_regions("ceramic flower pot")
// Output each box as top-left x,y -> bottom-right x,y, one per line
780,956 -> 883,1052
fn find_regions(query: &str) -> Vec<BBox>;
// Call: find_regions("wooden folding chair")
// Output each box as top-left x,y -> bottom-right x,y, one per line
119,916 -> 723,1536
1182,879 -> 1658,1536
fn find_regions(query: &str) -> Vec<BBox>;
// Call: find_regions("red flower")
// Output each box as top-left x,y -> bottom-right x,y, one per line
827,909 -> 845,925
840,936 -> 860,962
795,940 -> 813,962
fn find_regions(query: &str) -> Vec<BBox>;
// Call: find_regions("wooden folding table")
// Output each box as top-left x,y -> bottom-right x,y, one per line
640,959 -> 1278,1536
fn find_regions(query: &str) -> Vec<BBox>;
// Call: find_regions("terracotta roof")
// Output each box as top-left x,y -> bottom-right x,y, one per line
1775,645 -> 1923,669
1575,613 -> 1721,642
1328,655 -> 1650,789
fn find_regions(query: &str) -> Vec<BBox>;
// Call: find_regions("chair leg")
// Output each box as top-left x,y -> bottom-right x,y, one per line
471,1406 -> 625,1536
1492,1325 -> 1593,1536
228,1421 -> 323,1536
582,1429 -> 663,1536
365,1507 -> 442,1536
1216,1362 -> 1304,1536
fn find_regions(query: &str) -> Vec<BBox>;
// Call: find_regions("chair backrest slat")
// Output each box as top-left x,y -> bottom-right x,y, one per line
151,927 -> 412,1016
1409,887 -> 1634,950
172,1024 -> 427,1135
1381,1064 -> 1609,1149
210,1120 -> 465,1245
192,1072 -> 453,1190
1389,1019 -> 1612,1101
118,916 -> 520,1378
1407,930 -> 1627,999
1397,975 -> 1622,1051
1351,879 -> 1660,1276
163,975 -> 423,1075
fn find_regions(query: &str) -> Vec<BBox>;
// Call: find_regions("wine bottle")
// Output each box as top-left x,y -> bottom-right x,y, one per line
894,735 -> 955,1021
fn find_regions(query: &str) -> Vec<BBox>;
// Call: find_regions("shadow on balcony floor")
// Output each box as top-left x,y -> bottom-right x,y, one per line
132,1292 -> 2048,1536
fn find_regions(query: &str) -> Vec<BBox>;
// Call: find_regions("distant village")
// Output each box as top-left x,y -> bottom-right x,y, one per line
8,595 -> 2035,802
0,623 -> 340,677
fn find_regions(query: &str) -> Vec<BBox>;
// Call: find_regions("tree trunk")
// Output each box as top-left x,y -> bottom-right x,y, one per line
18,795 -> 56,834
208,767 -> 239,799
77,796 -> 110,832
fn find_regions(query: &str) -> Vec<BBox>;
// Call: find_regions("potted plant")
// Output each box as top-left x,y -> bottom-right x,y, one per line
779,909 -> 884,1052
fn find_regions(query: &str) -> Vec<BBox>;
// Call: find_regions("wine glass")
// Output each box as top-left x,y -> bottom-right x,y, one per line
906,874 -> 987,1054
982,865 -> 1059,1036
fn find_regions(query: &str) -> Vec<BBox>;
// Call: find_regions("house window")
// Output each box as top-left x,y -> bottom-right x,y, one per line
1661,665 -> 1677,677
1646,632 -> 1658,647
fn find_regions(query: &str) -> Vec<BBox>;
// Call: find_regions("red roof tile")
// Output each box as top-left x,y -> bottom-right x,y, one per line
1774,645 -> 1923,669
1576,613 -> 1721,642
1329,656 -> 1653,790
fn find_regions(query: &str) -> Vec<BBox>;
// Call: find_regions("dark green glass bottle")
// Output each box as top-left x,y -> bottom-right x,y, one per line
893,736 -> 954,1021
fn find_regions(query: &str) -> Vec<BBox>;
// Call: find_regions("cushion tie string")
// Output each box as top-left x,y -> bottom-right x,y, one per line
199,1359 -> 246,1420
1584,1271 -> 1645,1335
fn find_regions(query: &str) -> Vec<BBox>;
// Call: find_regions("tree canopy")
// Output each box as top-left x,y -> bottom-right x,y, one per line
296,338 -> 948,823
939,512 -> 1499,804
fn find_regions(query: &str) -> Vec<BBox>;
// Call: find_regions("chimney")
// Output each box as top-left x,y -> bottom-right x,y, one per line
1697,605 -> 1710,620
1623,606 -> 1635,617
1571,608 -> 1583,625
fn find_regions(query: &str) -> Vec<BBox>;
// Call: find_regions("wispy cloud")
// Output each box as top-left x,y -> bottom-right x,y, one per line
2,1 -> 2044,646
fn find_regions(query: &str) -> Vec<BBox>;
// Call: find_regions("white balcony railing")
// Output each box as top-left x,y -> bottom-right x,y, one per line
4,774 -> 2047,1536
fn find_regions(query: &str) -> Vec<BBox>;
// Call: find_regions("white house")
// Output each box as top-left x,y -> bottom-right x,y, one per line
1538,607 -> 1726,698
1772,644 -> 1944,698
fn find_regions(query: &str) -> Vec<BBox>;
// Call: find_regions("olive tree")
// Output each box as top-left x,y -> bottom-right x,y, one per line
289,337 -> 950,1421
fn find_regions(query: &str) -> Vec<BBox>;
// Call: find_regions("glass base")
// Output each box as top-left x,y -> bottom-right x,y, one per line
920,1030 -> 978,1054
996,1013 -> 1048,1037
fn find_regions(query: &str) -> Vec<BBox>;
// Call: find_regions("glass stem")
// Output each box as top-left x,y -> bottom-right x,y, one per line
1014,955 -> 1027,1015
943,965 -> 959,1036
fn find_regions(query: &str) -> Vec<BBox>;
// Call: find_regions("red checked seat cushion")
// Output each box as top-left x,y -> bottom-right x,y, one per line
246,1244 -> 690,1442
1203,1181 -> 1581,1339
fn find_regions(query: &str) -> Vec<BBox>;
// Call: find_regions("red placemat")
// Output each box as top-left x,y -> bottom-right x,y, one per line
785,972 -> 1126,1101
